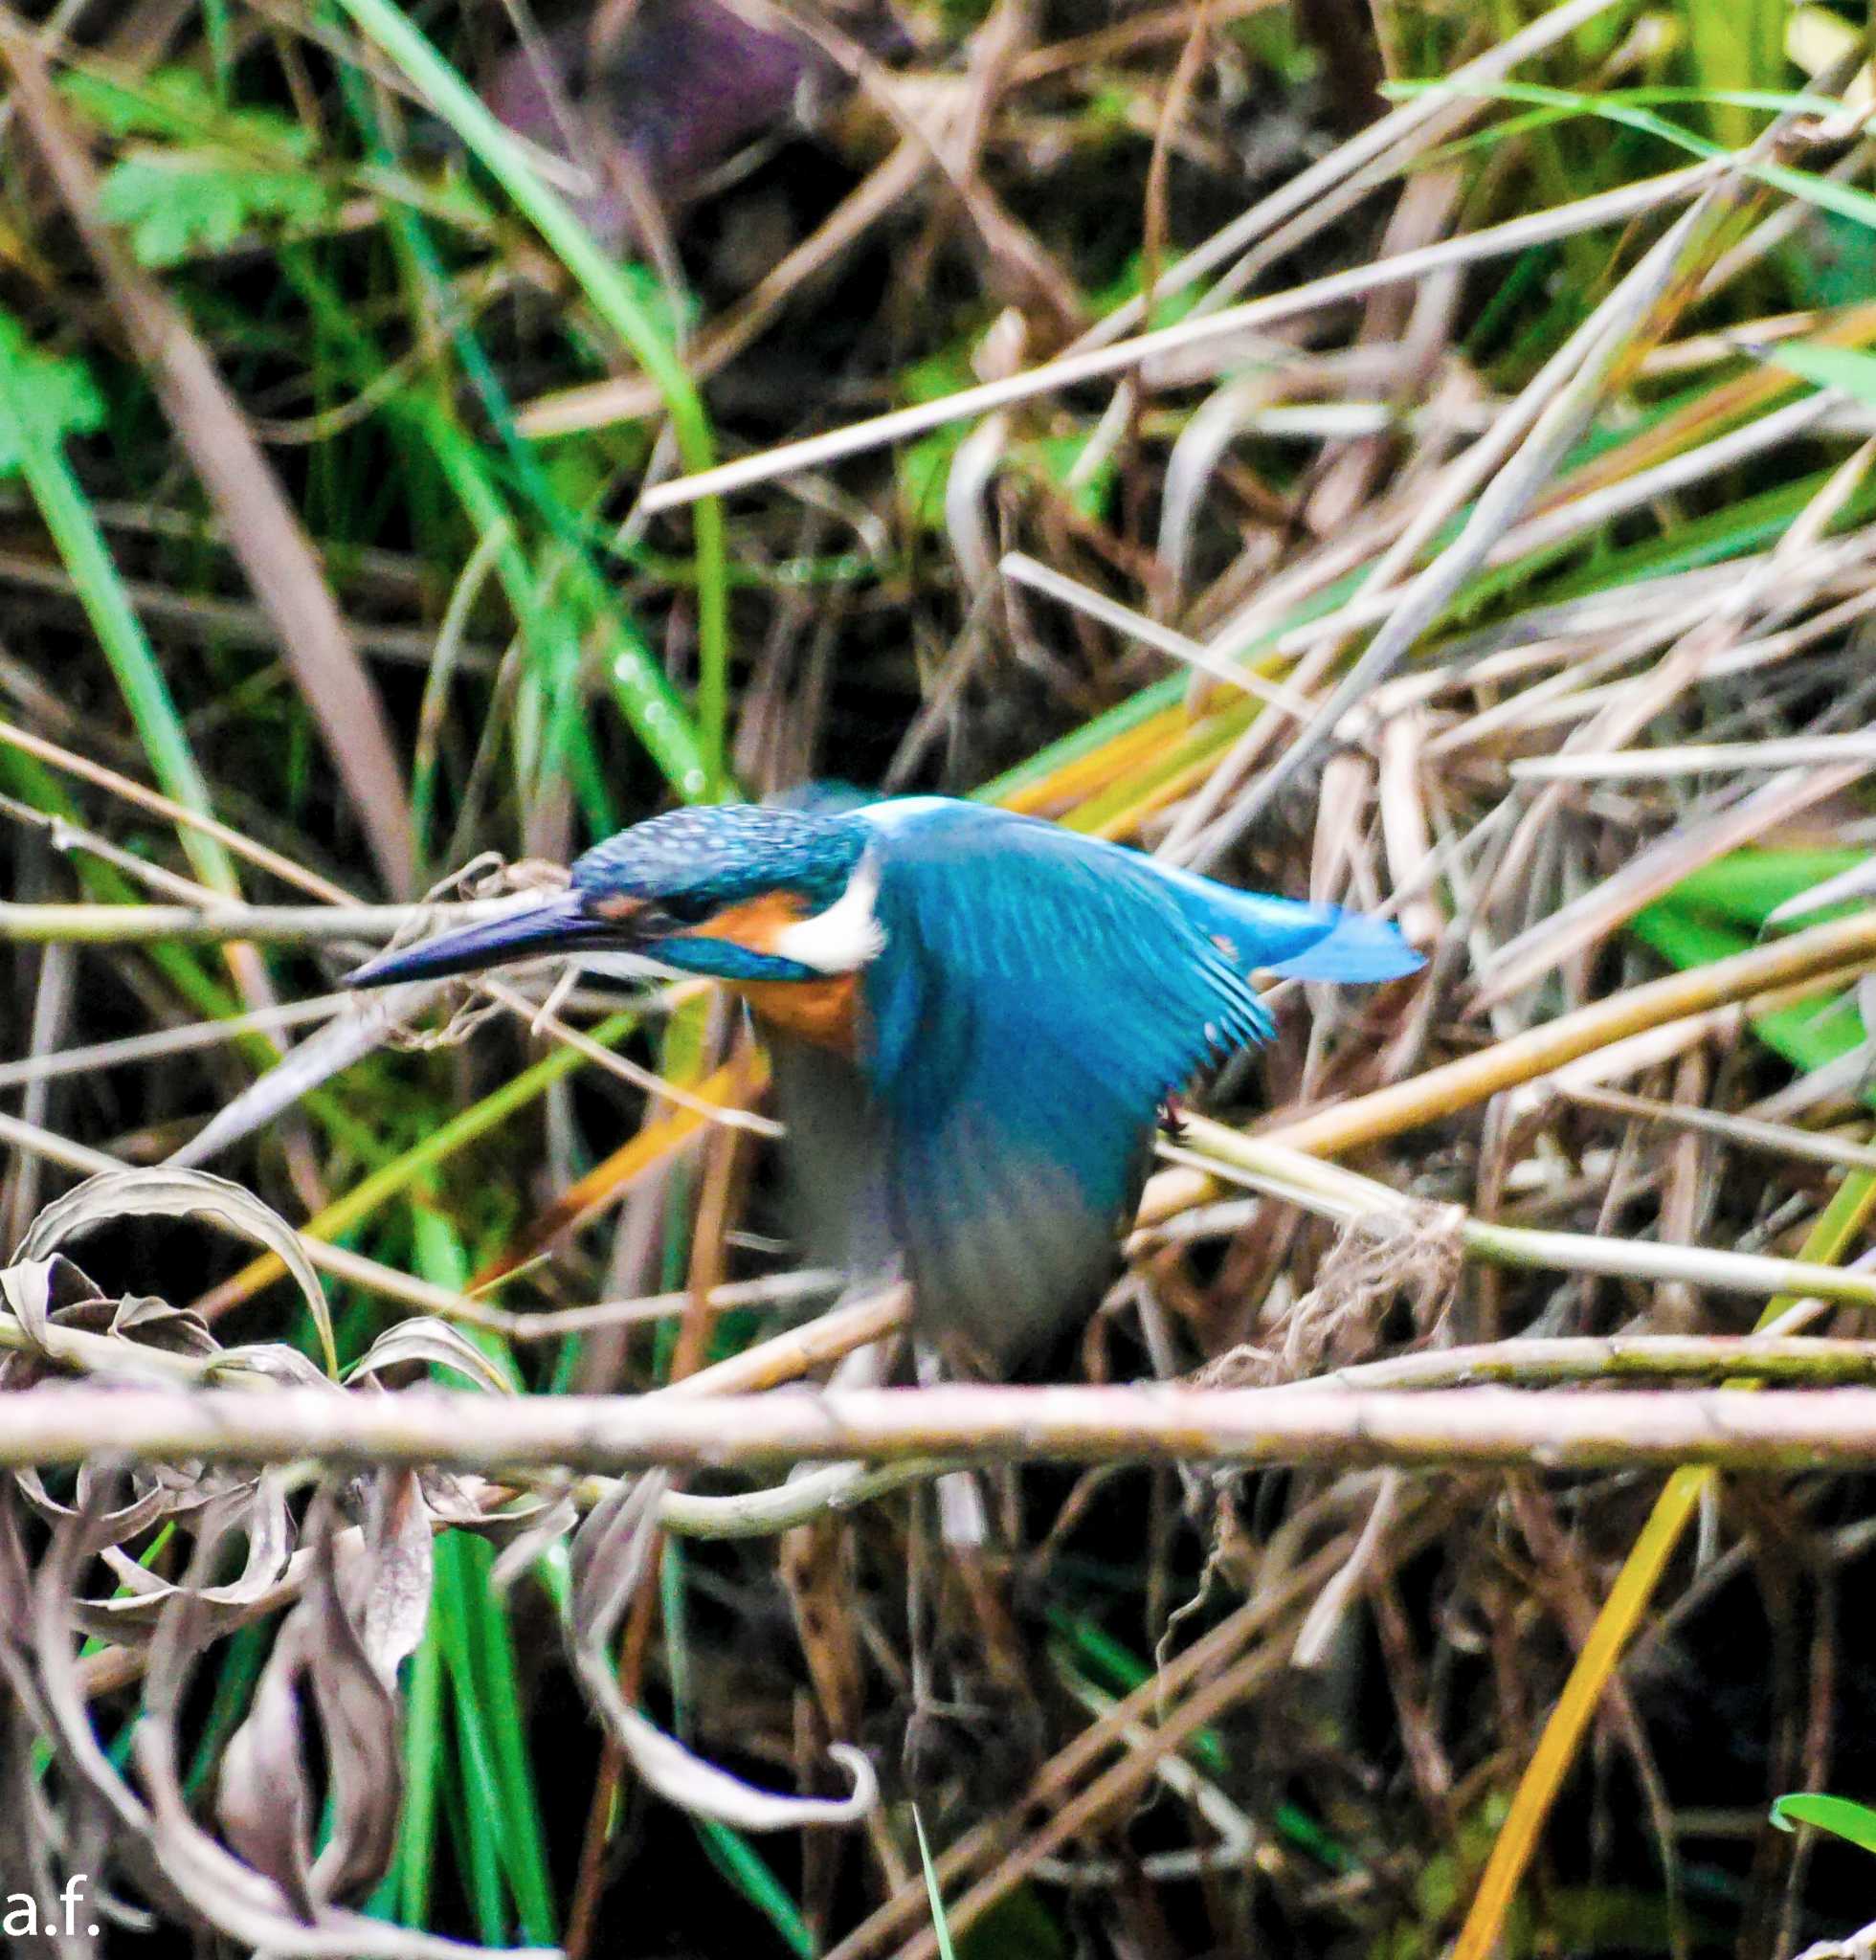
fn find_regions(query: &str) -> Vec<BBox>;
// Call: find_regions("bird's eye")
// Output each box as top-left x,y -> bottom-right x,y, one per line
658,892 -> 717,928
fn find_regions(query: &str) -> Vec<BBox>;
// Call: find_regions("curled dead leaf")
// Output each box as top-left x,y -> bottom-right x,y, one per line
348,1315 -> 517,1395
15,1169 -> 338,1376
570,1472 -> 878,1831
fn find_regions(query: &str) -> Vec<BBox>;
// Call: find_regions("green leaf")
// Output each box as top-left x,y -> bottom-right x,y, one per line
1793,212 -> 1876,313
391,1608 -> 446,1928
1630,904 -> 1868,1080
63,65 -> 337,265
413,1218 -> 555,1947
1390,78 -> 1876,234
1023,433 -> 1116,523
433,1539 -> 513,1945
900,344 -> 978,406
1772,1793 -> 1876,1855
609,257 -> 700,347
0,313 -> 102,476
1088,250 -> 1211,328
1654,849 -> 1870,929
62,65 -> 313,155
898,425 -> 966,532
1765,340 -> 1876,410
438,1530 -> 558,1945
955,1886 -> 1069,1960
98,150 -> 336,266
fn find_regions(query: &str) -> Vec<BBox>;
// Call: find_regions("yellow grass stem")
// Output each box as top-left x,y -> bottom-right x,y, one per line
1452,1168 -> 1876,1958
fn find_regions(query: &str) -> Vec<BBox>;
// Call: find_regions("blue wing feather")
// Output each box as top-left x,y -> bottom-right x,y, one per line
846,800 -> 1423,1362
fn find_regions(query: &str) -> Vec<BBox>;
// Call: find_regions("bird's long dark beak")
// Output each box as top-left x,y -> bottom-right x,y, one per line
346,890 -> 625,989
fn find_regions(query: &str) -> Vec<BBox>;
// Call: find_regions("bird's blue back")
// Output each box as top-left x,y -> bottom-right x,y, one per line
787,798 -> 1418,1364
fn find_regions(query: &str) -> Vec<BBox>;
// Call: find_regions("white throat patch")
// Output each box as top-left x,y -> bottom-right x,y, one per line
772,852 -> 886,974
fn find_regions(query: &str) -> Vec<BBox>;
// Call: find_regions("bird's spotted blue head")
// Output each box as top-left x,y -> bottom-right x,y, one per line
569,806 -> 878,980
346,805 -> 879,990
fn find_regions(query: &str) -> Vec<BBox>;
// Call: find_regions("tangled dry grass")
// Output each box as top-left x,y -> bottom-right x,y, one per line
5,0 -> 1876,1955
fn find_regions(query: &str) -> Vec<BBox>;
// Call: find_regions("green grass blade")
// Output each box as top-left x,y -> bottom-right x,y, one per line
442,1529 -> 558,1944
182,1619 -> 270,1798
0,744 -> 237,1020
1629,903 -> 1868,1078
410,1211 -> 556,1944
326,0 -> 729,800
695,1820 -> 818,1959
434,1536 -> 514,1945
912,1805 -> 956,1960
285,1009 -> 638,1256
333,58 -> 686,824
1401,78 -> 1876,233
1684,0 -> 1789,147
1650,849 -> 1869,928
391,1591 -> 446,1928
0,331 -> 242,899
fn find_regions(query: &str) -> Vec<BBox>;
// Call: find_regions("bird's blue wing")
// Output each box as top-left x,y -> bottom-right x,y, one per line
853,804 -> 1281,1364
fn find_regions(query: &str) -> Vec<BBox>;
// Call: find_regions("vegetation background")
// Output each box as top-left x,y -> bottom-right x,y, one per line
4,0 -> 1876,1955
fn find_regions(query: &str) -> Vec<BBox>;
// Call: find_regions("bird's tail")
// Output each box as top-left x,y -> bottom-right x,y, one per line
1157,864 -> 1425,983
1262,907 -> 1424,982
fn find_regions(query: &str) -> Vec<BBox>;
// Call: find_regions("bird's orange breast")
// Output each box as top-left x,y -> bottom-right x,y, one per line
674,889 -> 862,1057
736,972 -> 861,1056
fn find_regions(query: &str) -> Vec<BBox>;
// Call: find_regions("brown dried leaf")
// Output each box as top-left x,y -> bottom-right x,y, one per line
569,1473 -> 878,1831
101,1293 -> 221,1357
0,1256 -> 194,1399
488,1493 -> 579,1591
15,1169 -> 337,1376
30,1475 -> 160,1842
130,1499 -> 501,1958
415,1468 -> 514,1529
0,1479 -> 34,1645
138,1706 -> 523,1958
304,1516 -> 405,1904
352,1469 -> 434,1682
210,1343 -> 338,1390
569,1467 -> 667,1641
0,1254 -> 102,1355
81,1475 -> 296,1637
348,1317 -> 517,1395
11,1453 -> 169,1538
213,1495 -> 408,1912
215,1606 -> 320,1918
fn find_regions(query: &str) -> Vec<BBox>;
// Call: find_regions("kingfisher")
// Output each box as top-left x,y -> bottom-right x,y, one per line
347,797 -> 1421,1367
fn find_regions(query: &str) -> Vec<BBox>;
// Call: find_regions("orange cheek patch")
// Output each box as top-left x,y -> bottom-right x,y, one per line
678,889 -> 806,954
